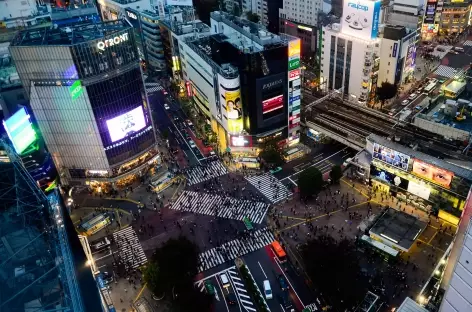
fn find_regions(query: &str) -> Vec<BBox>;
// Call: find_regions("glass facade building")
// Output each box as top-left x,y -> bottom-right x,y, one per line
9,22 -> 157,185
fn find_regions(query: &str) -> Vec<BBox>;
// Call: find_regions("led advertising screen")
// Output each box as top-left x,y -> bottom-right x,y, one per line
106,106 -> 146,142
263,95 -> 284,114
372,143 -> 410,171
411,159 -> 454,188
341,0 -> 381,40
3,107 -> 37,154
230,135 -> 253,147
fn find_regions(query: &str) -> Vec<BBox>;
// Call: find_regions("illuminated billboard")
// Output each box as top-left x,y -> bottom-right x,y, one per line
69,80 -> 83,100
106,106 -> 146,142
412,159 -> 454,188
230,135 -> 253,147
288,39 -> 301,57
263,95 -> 284,114
3,107 -> 37,154
372,143 -> 410,171
341,0 -> 381,40
289,69 -> 301,81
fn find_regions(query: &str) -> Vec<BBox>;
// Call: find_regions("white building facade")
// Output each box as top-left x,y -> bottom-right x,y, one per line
97,0 -> 154,20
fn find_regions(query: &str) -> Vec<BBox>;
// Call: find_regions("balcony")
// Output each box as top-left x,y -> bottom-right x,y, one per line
144,31 -> 161,41
142,22 -> 159,33
364,61 -> 372,67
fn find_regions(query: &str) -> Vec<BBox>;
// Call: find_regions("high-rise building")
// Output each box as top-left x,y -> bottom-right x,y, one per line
96,0 -> 155,21
0,139 -> 103,312
386,0 -> 424,32
161,11 -> 301,154
9,21 -> 158,187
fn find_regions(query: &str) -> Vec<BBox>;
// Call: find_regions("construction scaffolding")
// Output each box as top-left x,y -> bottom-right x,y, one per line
0,139 -> 87,312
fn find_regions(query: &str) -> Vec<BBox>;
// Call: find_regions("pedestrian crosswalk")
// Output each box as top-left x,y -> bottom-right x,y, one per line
145,83 -> 164,93
245,173 -> 292,204
170,190 -> 269,223
434,65 -> 459,78
185,159 -> 228,186
198,227 -> 274,272
227,267 -> 258,311
113,226 -> 147,271
464,41 -> 472,46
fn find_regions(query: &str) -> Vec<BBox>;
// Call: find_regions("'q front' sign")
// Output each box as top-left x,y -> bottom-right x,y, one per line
97,33 -> 129,51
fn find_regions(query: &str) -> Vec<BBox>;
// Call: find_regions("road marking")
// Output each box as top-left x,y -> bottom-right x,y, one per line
94,250 -> 113,261
258,261 -> 268,279
281,147 -> 348,181
194,266 -> 236,284
280,304 -> 286,312
288,177 -> 298,186
215,276 -> 231,312
273,256 -> 305,307
133,283 -> 147,303
172,123 -> 200,164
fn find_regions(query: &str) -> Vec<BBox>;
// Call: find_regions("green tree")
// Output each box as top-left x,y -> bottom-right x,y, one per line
161,129 -> 169,140
143,237 -> 212,311
232,4 -> 241,16
297,167 -> 323,198
301,235 -> 368,311
329,164 -> 343,184
258,139 -> 284,167
376,81 -> 398,109
246,11 -> 260,23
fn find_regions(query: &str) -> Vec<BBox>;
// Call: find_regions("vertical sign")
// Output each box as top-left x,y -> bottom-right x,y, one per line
287,38 -> 301,146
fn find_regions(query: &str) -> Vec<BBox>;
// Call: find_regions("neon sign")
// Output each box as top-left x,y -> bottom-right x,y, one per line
97,33 -> 129,51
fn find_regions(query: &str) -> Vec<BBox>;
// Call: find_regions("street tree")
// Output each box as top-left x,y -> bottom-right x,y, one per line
232,4 -> 241,16
301,235 -> 368,311
246,11 -> 260,23
376,81 -> 398,109
143,237 -> 212,311
258,139 -> 285,167
329,164 -> 343,184
297,166 -> 323,198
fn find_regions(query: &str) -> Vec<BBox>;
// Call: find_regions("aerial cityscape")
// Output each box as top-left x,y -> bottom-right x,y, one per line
0,0 -> 471,311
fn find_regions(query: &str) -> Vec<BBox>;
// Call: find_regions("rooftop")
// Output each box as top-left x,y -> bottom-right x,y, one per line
368,134 -> 472,181
10,20 -> 130,46
370,208 -> 428,251
421,98 -> 472,135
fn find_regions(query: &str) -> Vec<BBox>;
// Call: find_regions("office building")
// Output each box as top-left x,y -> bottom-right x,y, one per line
163,11 -> 300,154
9,21 -> 158,188
378,25 -> 417,86
320,0 -> 383,104
279,0 -> 323,54
124,8 -> 166,74
0,139 -> 103,312
96,0 -> 155,21
422,0 -> 471,40
387,0 -> 424,32
0,0 -> 50,29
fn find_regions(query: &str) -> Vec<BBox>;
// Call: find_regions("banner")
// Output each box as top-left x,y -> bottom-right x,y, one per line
412,159 -> 454,188
225,89 -> 243,133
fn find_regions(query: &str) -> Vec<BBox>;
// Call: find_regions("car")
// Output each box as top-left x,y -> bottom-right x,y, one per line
269,167 -> 282,174
91,237 -> 111,252
186,119 -> 193,127
188,140 -> 197,149
263,280 -> 273,299
219,273 -> 230,287
209,151 -> 216,157
101,271 -> 114,285
173,116 -> 179,121
162,89 -> 168,95
226,293 -> 237,305
204,280 -> 215,295
278,275 -> 289,291
388,109 -> 396,116
415,105 -> 422,110
408,93 -> 418,100
343,157 -> 353,167
164,103 -> 170,110
401,99 -> 409,106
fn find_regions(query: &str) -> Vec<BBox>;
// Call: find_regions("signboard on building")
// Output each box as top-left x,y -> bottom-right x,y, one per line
289,58 -> 300,70
166,0 -> 194,6
411,159 -> 454,188
3,107 -> 37,155
289,69 -> 301,81
372,143 -> 410,171
97,33 -> 129,51
341,0 -> 381,40
423,1 -> 437,24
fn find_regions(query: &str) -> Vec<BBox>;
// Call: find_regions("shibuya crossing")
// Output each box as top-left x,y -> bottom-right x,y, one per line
9,21 -> 158,189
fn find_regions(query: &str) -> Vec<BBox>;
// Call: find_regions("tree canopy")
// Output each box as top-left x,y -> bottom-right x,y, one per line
329,164 -> 343,184
301,235 -> 368,311
376,82 -> 398,108
143,237 -> 212,311
246,11 -> 260,23
258,139 -> 285,167
297,167 -> 323,198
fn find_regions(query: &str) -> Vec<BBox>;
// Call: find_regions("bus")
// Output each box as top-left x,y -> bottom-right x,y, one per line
271,240 -> 287,262
81,213 -> 111,236
423,81 -> 436,94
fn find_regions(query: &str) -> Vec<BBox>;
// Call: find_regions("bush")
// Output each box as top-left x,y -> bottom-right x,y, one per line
239,265 -> 269,312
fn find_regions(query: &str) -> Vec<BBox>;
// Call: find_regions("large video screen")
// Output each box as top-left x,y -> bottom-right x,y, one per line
263,95 -> 284,114
3,107 -> 37,155
106,106 -> 146,142
372,143 -> 410,171
412,159 -> 454,188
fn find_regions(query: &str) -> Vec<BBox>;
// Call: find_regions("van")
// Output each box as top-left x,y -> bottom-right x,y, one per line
220,273 -> 230,287
263,280 -> 272,299
343,158 -> 352,167
454,47 -> 464,52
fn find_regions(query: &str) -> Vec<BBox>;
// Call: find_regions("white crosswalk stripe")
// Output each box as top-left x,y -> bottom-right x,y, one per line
434,65 -> 460,78
245,173 -> 292,204
170,190 -> 269,223
113,226 -> 147,270
185,159 -> 228,186
464,40 -> 472,46
146,85 -> 164,93
197,228 -> 274,272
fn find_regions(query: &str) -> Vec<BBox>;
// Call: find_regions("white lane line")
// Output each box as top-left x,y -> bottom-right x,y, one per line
274,257 -> 305,307
288,177 -> 298,186
194,266 -> 235,284
215,276 -> 231,312
258,261 -> 268,279
280,304 -> 286,312
281,147 -> 348,181
172,123 -> 200,164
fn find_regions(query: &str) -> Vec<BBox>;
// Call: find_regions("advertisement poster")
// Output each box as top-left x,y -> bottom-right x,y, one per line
230,135 -> 252,147
288,39 -> 301,57
263,95 -> 284,114
407,181 -> 431,200
3,107 -> 37,154
412,159 -> 454,188
289,58 -> 300,70
372,143 -> 410,171
106,106 -> 146,142
225,89 -> 243,133
289,69 -> 301,81
341,0 -> 381,40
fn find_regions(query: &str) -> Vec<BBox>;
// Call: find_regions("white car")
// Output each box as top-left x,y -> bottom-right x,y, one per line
219,273 -> 230,287
263,280 -> 272,299
408,93 -> 417,101
188,140 -> 197,149
164,103 -> 170,110
401,99 -> 409,106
